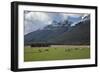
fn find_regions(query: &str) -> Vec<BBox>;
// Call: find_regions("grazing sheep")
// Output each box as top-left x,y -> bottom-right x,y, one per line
67,49 -> 71,52
38,49 -> 42,53
65,48 -> 71,52
75,48 -> 78,50
45,49 -> 49,52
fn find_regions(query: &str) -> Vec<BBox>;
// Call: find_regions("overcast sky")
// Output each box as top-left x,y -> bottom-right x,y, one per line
24,11 -> 85,35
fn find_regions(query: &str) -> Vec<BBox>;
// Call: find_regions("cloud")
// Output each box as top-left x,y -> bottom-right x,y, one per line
25,12 -> 51,23
61,13 -> 83,19
47,13 -> 65,22
24,11 -> 85,35
24,12 -> 52,34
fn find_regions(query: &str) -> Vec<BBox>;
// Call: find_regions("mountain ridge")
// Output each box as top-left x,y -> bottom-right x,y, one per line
24,15 -> 90,45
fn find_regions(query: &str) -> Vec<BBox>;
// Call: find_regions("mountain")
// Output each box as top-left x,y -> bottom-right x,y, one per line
24,15 -> 90,45
67,16 -> 82,23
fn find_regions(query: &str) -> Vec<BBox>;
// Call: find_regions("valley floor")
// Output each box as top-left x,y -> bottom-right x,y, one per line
24,45 -> 90,62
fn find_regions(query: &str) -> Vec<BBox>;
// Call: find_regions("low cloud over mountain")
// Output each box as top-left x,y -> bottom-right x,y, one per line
24,11 -> 84,35
24,11 -> 90,45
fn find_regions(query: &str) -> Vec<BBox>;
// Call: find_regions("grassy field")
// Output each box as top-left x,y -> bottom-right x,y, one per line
24,45 -> 90,62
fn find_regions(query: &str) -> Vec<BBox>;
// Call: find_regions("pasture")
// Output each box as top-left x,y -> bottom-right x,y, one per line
24,45 -> 90,62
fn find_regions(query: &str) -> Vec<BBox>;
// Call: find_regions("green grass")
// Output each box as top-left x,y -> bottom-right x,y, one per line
24,45 -> 90,62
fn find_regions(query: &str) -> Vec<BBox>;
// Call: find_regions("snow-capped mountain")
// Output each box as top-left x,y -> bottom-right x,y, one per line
24,14 -> 90,45
71,14 -> 90,26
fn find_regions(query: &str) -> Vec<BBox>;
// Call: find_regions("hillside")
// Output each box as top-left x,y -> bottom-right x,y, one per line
24,15 -> 90,45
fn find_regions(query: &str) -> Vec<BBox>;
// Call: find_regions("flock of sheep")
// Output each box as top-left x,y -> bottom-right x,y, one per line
32,47 -> 83,53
